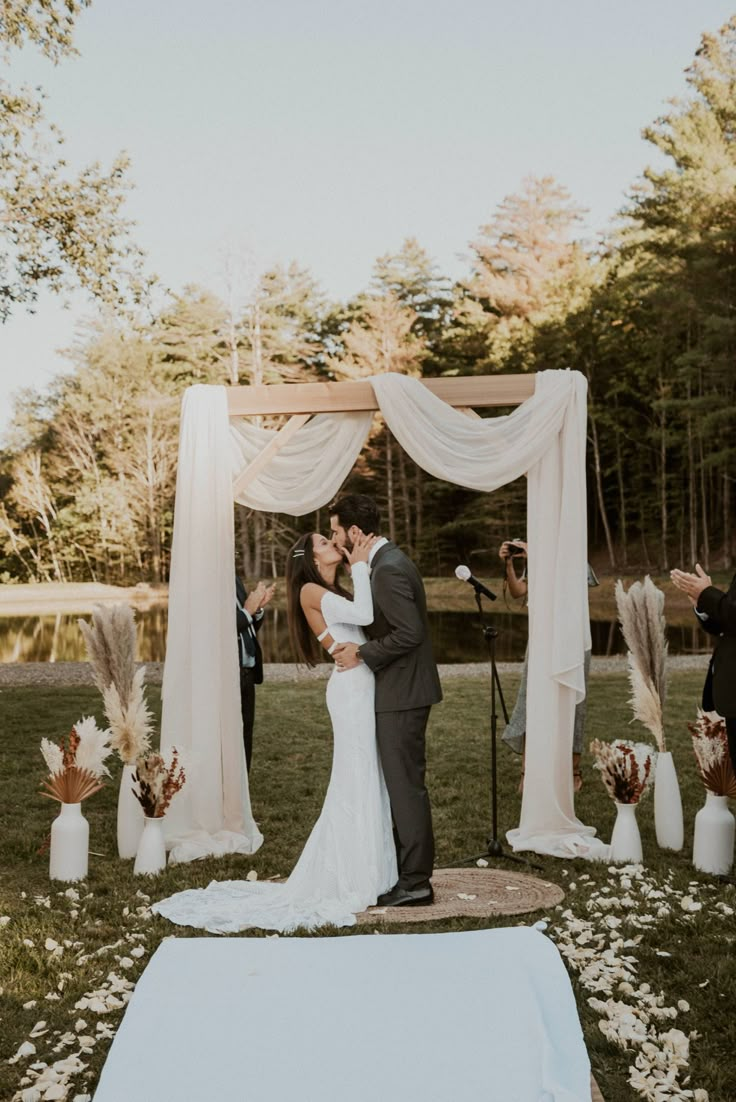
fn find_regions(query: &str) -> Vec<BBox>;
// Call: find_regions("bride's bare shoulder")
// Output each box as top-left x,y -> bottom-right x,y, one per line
300,582 -> 328,610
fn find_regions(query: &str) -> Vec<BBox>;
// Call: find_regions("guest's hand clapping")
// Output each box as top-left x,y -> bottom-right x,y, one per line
670,564 -> 711,606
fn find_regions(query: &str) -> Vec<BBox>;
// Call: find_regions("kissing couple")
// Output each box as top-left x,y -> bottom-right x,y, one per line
153,493 -> 442,933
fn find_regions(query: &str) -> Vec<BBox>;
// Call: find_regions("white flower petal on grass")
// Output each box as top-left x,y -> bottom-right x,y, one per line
475,858 -> 488,868
23,1001 -> 37,1010
680,896 -> 702,913
8,1040 -> 36,1063
245,870 -> 258,882
44,939 -> 58,952
129,946 -> 145,958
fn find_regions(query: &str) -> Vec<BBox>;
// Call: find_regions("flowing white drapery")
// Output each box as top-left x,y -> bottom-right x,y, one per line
161,370 -> 607,862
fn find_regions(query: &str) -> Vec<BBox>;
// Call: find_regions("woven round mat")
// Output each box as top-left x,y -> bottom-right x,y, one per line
356,867 -> 564,924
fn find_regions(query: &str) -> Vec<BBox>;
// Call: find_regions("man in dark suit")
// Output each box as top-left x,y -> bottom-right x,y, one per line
330,494 -> 442,908
236,576 -> 275,772
671,563 -> 736,773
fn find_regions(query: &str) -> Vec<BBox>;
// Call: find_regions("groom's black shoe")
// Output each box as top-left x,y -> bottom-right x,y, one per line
376,884 -> 434,908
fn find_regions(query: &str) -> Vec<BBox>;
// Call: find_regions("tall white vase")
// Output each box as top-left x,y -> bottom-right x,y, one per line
117,764 -> 144,859
50,802 -> 89,882
134,816 -> 167,876
610,801 -> 643,863
654,750 -> 684,851
693,792 -> 735,875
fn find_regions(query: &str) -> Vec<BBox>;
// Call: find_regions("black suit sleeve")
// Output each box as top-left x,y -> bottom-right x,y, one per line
359,564 -> 424,672
697,585 -> 736,635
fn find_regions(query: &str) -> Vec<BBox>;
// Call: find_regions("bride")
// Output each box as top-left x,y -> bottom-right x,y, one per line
152,530 -> 397,933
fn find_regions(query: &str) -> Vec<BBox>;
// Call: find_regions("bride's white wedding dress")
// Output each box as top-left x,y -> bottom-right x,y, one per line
152,562 -> 397,933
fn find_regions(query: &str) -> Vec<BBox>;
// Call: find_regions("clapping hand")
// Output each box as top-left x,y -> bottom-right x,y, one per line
670,564 -> 711,606
244,580 -> 276,615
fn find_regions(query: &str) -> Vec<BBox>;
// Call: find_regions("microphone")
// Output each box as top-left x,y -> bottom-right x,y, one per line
455,565 -> 497,601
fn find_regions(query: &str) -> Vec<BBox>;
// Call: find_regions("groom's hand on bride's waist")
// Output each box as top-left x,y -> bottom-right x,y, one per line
333,642 -> 361,671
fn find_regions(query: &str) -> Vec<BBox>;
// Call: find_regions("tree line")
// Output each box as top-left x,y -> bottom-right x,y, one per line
1,8 -> 735,584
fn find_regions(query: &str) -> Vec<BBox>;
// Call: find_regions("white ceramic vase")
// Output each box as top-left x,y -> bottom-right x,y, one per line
134,816 -> 167,876
693,792 -> 735,876
610,801 -> 643,863
117,763 -> 144,859
49,802 -> 89,882
653,750 -> 684,851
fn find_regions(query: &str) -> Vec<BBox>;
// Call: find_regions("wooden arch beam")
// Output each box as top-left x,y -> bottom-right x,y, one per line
226,375 -> 535,417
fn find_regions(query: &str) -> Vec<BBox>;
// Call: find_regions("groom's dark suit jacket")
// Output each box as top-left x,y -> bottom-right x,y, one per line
358,541 -> 442,713
697,574 -> 736,716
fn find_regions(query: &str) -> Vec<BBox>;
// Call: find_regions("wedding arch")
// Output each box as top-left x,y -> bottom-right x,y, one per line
160,370 -> 606,864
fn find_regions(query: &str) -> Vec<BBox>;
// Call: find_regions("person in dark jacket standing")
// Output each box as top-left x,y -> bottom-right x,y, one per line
236,576 -> 275,772
671,562 -> 736,772
330,494 -> 442,908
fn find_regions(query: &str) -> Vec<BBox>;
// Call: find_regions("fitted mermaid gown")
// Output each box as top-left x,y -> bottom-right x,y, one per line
152,562 -> 397,933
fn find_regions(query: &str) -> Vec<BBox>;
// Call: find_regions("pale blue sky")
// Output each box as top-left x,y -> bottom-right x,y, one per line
1,0 -> 734,434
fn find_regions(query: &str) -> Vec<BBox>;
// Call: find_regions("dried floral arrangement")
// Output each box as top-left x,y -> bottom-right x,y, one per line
590,739 -> 655,804
615,576 -> 668,752
78,604 -> 152,765
688,709 -> 736,798
40,717 -> 113,804
132,749 -> 186,818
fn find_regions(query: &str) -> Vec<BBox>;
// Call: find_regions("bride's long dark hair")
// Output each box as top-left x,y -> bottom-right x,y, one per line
286,533 -> 350,667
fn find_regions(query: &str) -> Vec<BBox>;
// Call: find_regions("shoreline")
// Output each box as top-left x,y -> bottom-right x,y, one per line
0,654 -> 710,687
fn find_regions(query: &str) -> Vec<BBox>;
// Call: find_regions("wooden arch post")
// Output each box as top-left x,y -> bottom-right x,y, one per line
227,375 -> 536,497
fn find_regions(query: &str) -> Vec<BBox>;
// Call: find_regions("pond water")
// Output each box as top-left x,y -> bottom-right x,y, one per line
0,608 -> 712,665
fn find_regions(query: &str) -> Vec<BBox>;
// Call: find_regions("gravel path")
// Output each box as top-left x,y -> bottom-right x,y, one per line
0,654 -> 710,688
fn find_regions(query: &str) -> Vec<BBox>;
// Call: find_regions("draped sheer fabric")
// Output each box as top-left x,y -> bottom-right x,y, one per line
161,371 -> 607,863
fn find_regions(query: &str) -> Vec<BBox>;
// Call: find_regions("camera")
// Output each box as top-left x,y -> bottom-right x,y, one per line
507,541 -> 526,556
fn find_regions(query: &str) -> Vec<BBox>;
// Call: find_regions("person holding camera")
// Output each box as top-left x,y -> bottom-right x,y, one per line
499,539 -> 591,793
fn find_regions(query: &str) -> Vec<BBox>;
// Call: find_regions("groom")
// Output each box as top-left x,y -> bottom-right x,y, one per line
330,493 -> 442,907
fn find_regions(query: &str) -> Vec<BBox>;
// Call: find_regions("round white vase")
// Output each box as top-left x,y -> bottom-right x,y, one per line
117,763 -> 144,859
609,801 -> 643,863
693,792 -> 735,876
134,816 -> 167,876
49,802 -> 89,882
654,750 -> 684,851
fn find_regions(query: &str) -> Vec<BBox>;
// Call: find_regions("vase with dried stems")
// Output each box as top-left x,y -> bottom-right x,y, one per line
41,719 -> 112,881
615,576 -> 683,852
131,750 -> 187,875
78,605 -> 152,859
591,739 -> 655,863
688,710 -> 736,875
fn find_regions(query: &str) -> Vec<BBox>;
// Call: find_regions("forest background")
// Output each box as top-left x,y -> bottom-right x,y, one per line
2,6 -> 736,588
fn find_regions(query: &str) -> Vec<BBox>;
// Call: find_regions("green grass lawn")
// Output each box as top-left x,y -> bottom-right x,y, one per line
1,674 -> 735,1101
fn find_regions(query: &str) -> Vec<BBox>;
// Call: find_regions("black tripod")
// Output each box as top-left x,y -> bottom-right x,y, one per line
462,590 -> 541,870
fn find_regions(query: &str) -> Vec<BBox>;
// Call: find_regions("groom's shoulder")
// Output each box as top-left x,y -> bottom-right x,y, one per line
373,542 -> 421,576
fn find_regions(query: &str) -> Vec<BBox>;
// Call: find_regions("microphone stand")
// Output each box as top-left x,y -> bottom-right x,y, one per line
461,588 -> 541,871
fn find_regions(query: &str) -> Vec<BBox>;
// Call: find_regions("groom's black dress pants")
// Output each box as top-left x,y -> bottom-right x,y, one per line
376,706 -> 434,890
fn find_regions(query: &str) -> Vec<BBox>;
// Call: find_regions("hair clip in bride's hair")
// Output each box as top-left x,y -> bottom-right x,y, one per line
292,549 -> 305,558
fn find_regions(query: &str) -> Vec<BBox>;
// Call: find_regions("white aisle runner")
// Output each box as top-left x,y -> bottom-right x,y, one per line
94,927 -> 591,1102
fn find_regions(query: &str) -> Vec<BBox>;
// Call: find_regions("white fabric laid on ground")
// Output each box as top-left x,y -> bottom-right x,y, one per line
161,385 -> 262,863
162,370 -> 606,862
93,927 -> 592,1102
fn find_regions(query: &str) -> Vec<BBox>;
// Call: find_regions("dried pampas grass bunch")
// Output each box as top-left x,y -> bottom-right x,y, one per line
102,667 -> 153,765
40,720 -> 112,804
688,709 -> 736,798
615,576 -> 668,751
590,739 -> 655,804
78,604 -> 152,765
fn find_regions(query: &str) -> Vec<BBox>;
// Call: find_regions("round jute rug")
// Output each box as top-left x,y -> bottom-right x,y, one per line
356,867 -> 564,925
